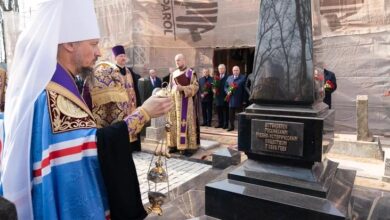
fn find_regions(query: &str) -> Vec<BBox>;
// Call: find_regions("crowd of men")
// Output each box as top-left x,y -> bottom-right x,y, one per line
74,44 -> 255,161
82,49 -> 251,128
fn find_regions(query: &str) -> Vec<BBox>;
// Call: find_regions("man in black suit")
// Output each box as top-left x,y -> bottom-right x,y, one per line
323,68 -> 337,109
214,64 -> 229,129
163,67 -> 175,84
140,68 -> 162,103
199,68 -> 213,126
137,68 -> 162,137
225,66 -> 245,131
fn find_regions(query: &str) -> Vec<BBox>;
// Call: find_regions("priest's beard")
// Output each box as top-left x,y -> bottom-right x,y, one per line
79,67 -> 95,87
178,65 -> 186,71
74,54 -> 95,87
78,66 -> 93,80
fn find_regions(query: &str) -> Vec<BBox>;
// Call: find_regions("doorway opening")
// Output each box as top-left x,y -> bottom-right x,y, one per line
212,47 -> 255,76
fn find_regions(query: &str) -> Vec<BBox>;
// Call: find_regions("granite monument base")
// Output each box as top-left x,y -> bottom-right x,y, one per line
238,103 -> 334,167
212,148 -> 241,169
205,103 -> 355,219
206,159 -> 356,220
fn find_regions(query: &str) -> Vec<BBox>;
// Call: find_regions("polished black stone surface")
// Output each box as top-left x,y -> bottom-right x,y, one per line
228,159 -> 338,198
141,161 -> 389,219
366,196 -> 390,220
250,0 -> 317,105
251,119 -> 304,157
212,148 -> 241,169
206,167 -> 356,220
246,102 -> 329,117
238,106 -> 334,166
351,187 -> 390,220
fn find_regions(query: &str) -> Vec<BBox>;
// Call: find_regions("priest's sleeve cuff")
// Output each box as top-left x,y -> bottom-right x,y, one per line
124,107 -> 150,141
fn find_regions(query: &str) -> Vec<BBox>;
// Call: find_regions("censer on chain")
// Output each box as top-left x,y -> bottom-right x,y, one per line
146,83 -> 172,216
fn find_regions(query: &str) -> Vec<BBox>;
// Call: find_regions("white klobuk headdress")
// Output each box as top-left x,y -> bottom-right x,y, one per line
1,0 -> 100,219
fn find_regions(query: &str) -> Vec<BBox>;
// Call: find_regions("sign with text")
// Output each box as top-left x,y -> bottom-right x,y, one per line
161,0 -> 218,42
251,119 -> 304,157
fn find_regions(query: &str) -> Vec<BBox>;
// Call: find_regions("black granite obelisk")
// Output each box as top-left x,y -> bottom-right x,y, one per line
205,1 -> 356,219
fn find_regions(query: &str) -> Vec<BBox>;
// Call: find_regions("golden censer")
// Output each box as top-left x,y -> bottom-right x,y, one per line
146,83 -> 172,216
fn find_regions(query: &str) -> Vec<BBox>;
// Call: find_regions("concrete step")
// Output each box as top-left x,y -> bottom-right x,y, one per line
331,134 -> 384,160
200,139 -> 220,150
200,127 -> 237,146
327,153 -> 384,180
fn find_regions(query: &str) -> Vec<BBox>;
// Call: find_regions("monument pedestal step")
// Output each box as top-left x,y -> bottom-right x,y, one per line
206,166 -> 356,220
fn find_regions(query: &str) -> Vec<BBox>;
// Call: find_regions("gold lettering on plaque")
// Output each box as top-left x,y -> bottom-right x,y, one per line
256,122 -> 299,153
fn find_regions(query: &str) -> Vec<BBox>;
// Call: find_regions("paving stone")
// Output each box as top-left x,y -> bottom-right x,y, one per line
133,152 -> 212,204
200,139 -> 220,150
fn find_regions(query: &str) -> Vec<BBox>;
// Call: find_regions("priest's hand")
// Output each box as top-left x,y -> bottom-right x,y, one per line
176,84 -> 184,91
142,95 -> 173,118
